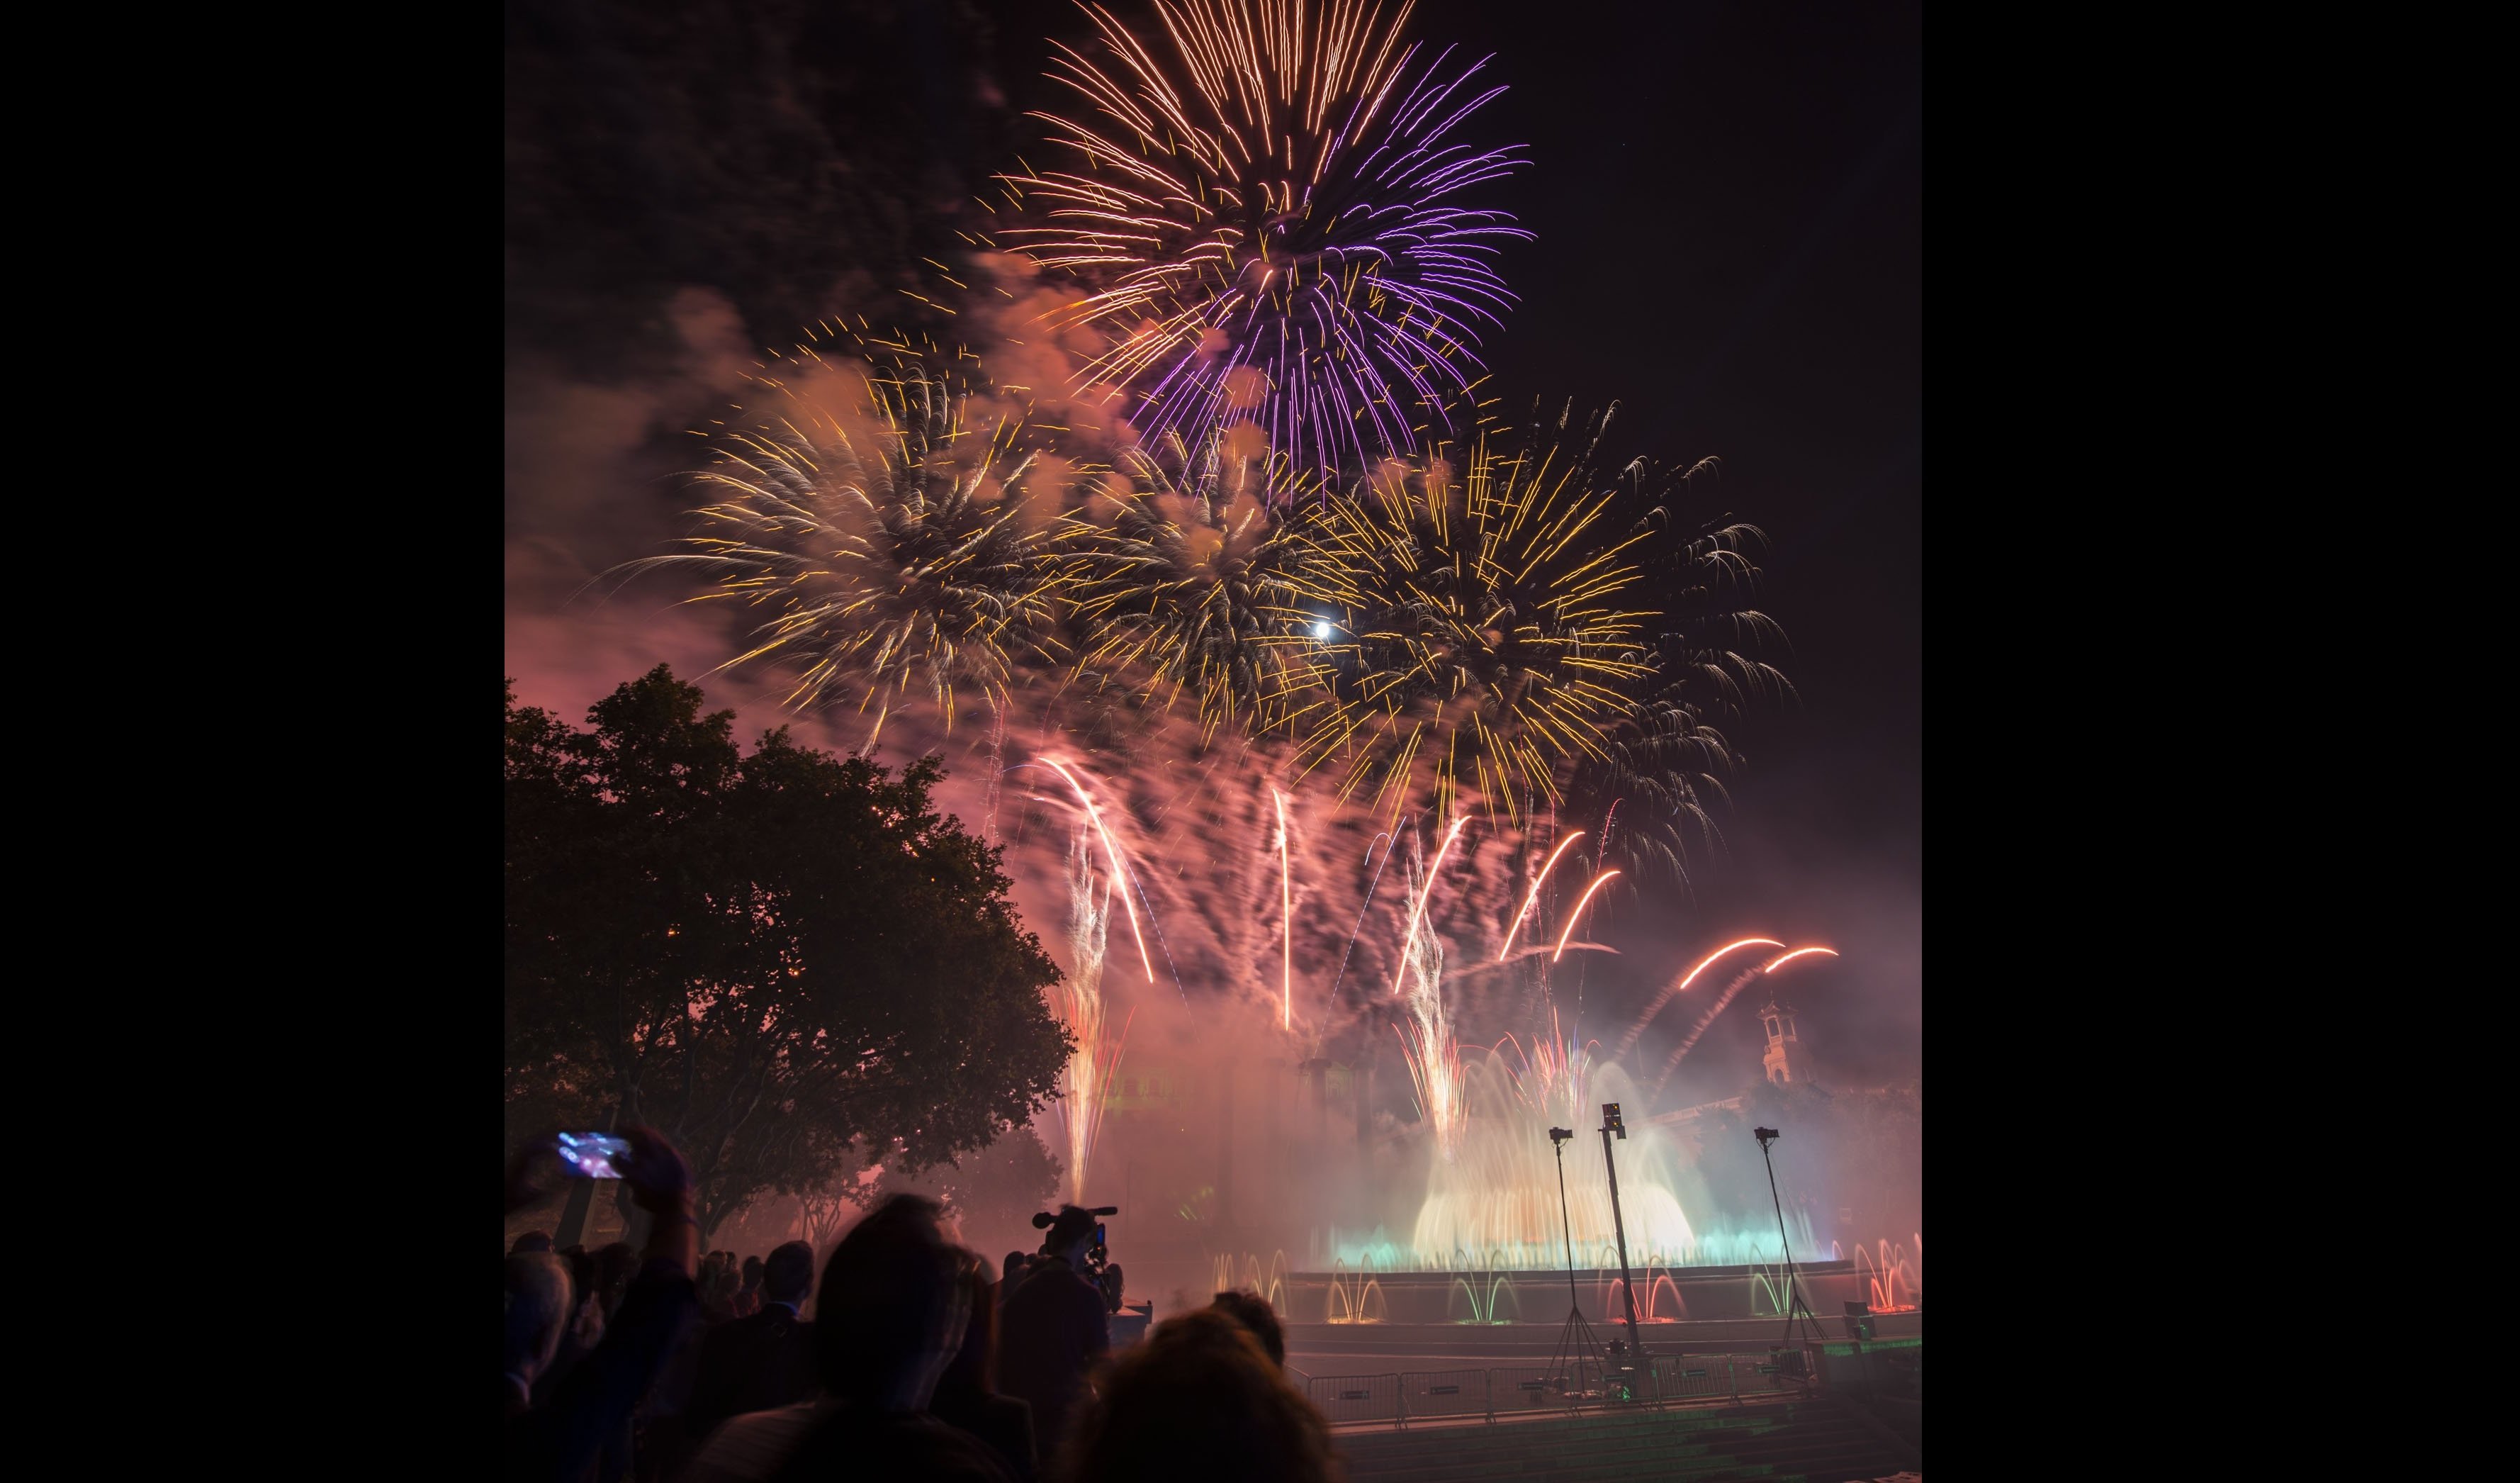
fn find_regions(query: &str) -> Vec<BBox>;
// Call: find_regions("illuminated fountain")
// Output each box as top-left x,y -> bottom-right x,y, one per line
1604,1267 -> 1689,1323
1214,1250 -> 1293,1314
1855,1237 -> 1922,1312
1410,1058 -> 1699,1267
1446,1257 -> 1522,1324
1325,1261 -> 1389,1324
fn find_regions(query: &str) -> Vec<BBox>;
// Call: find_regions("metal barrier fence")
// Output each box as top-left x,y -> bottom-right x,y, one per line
1487,1358 -> 1615,1414
1732,1350 -> 1811,1397
1299,1348 -> 1853,1428
1643,1355 -> 1730,1401
1812,1338 -> 1921,1401
1402,1367 -> 1492,1423
1305,1372 -> 1405,1426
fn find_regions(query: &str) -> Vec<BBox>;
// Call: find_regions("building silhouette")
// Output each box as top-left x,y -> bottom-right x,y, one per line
1760,995 -> 1807,1086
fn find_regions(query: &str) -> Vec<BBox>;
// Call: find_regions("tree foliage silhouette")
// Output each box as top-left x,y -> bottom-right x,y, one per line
506,666 -> 1072,1236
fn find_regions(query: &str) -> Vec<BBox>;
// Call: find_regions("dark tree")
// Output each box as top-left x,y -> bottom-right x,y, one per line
505,667 -> 1073,1238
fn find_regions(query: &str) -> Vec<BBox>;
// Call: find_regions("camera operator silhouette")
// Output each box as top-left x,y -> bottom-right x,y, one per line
996,1206 -> 1112,1458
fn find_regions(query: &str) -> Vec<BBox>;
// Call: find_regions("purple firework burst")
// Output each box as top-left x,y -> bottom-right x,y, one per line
998,0 -> 1529,488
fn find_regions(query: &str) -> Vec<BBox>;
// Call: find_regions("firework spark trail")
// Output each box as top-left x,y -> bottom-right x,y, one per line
1497,829 -> 1584,961
1614,937 -> 1785,1058
1651,946 -> 1838,1093
1761,946 -> 1840,973
1387,815 -> 1466,997
1393,838 -> 1466,1159
1449,941 -> 1619,982
1030,757 -> 1157,987
1395,1012 -> 1464,1160
982,709 -> 1009,841
1052,830 -> 1137,1205
1271,783 -> 1294,1031
1325,830 -> 1394,1005
1652,966 -> 1761,1095
1550,870 -> 1620,963
1002,0 -> 1531,481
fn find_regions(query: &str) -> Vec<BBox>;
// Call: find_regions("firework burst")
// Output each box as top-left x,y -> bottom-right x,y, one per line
1001,0 -> 1529,479
1064,430 -> 1335,744
1288,409 -> 1663,829
626,335 -> 1077,749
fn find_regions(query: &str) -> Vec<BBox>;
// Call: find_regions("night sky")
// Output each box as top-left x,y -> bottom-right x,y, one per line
505,0 -> 1922,1095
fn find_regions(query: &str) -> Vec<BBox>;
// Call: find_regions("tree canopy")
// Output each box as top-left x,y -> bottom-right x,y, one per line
505,666 -> 1074,1236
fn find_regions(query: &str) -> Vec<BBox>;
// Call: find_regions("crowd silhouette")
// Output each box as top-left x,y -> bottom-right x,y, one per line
506,1128 -> 1341,1482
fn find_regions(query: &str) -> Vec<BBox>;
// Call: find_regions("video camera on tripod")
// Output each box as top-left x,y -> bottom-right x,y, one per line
1030,1204 -> 1120,1277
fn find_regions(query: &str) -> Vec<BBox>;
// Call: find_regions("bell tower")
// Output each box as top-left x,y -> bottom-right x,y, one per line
1760,997 -> 1806,1085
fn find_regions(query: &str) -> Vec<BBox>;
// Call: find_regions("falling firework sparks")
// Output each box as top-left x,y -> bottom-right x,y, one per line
1325,829 -> 1394,1005
1561,455 -> 1794,892
1498,1003 -> 1594,1127
1001,0 -> 1530,479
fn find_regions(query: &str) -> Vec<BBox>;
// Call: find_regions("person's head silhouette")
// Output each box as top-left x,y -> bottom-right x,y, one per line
812,1195 -> 966,1411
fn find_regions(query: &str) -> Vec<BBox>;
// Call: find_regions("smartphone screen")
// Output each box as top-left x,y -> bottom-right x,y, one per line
556,1131 -> 631,1180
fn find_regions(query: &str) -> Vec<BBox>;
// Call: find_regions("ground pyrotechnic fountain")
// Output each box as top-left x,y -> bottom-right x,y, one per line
1392,827 -> 1467,1160
1047,829 -> 1131,1206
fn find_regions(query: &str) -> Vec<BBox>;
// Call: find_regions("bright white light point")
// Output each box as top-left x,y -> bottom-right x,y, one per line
1312,621 -> 1332,639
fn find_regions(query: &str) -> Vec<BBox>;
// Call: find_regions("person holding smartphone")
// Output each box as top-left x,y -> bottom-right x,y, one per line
505,1126 -> 702,1483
